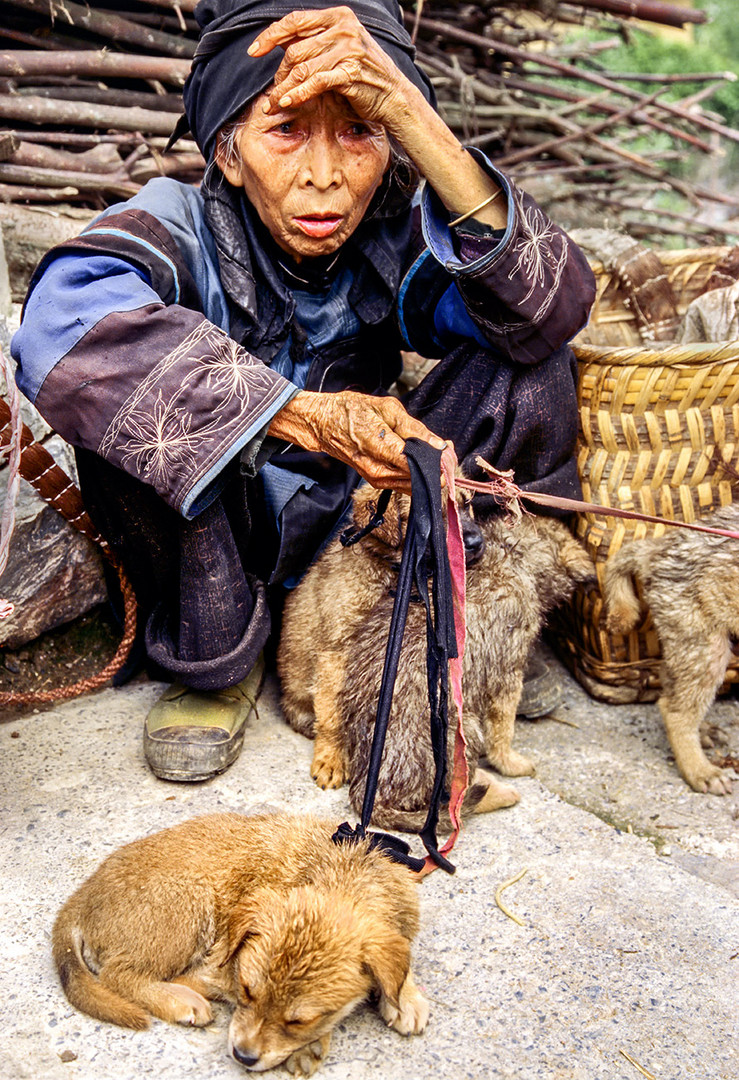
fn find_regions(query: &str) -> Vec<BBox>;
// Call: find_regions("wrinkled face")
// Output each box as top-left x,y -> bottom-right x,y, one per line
217,91 -> 391,261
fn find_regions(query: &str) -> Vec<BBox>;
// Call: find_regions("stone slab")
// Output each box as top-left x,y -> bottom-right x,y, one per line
1,663 -> 737,1080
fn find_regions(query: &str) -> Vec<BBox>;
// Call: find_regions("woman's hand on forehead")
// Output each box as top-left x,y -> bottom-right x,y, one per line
248,6 -> 508,241
247,6 -> 408,131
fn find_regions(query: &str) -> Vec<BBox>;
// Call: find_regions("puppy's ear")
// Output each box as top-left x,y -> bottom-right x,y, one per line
222,887 -> 275,967
351,485 -> 382,530
362,923 -> 411,1008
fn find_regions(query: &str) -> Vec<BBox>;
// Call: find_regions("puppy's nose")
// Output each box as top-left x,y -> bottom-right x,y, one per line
463,525 -> 485,566
232,1046 -> 260,1068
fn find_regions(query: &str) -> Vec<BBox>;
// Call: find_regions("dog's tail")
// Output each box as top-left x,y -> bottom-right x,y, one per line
603,543 -> 649,635
367,772 -> 519,835
52,910 -> 149,1030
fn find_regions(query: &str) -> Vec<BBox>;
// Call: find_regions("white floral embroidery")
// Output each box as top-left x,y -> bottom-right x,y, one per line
182,331 -> 279,405
508,204 -> 560,304
496,192 -> 570,331
99,321 -> 290,502
118,390 -> 217,488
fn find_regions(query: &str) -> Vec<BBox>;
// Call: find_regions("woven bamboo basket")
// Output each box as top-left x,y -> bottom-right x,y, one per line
551,245 -> 739,703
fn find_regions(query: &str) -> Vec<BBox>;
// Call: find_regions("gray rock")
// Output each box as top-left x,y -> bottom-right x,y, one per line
0,434 -> 106,648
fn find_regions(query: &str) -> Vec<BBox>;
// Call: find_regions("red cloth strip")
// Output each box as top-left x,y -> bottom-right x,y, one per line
418,448 -> 469,878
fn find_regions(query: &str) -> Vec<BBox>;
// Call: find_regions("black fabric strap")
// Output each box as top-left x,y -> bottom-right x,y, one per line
333,438 -> 459,874
340,488 -> 392,548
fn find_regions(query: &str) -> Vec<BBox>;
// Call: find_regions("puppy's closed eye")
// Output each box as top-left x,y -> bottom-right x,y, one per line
286,1011 -> 322,1027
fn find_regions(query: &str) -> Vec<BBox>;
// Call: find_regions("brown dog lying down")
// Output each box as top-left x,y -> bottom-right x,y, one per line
603,504 -> 739,795
339,513 -> 595,831
278,481 -> 485,789
52,813 -> 428,1076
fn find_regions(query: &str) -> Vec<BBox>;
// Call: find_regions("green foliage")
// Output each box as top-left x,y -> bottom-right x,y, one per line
583,2 -> 739,128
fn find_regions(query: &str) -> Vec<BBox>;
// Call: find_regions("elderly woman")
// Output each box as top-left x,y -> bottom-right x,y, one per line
12,0 -> 595,781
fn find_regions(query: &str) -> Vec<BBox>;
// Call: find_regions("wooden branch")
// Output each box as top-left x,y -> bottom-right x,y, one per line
1,129 -> 200,153
0,182 -> 82,202
0,94 -> 178,136
0,133 -> 20,161
594,71 -> 737,85
408,13 -> 739,145
3,0 -> 196,58
494,86 -> 668,167
0,25 -> 79,50
568,0 -> 707,27
8,140 -> 124,174
129,151 -> 205,182
0,162 -> 140,198
0,49 -> 192,83
497,73 -> 714,153
10,85 -> 183,114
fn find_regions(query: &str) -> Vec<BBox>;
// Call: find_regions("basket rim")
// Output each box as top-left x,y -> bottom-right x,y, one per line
585,245 -> 732,276
573,341 -> 739,367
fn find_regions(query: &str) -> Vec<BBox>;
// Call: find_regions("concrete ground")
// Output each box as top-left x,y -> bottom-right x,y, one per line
1,651 -> 737,1080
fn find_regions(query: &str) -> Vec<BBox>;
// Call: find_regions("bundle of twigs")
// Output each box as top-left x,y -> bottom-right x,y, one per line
0,0 -> 736,245
405,1 -> 739,245
0,0 -> 202,207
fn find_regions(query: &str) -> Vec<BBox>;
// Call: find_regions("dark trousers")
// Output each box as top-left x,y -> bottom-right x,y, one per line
77,343 -> 580,690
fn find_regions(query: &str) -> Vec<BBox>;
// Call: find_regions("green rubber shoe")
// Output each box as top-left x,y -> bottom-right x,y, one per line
144,655 -> 265,782
516,644 -> 562,720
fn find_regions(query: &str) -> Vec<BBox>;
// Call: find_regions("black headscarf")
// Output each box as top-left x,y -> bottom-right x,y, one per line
182,0 -> 436,161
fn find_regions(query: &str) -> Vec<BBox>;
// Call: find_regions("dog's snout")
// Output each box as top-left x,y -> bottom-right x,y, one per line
232,1046 -> 260,1068
462,521 -> 485,566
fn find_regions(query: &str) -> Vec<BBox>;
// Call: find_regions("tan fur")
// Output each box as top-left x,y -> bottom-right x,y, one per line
603,507 -> 739,795
278,481 -> 483,790
339,513 -> 595,831
280,500 -> 594,830
52,813 -> 428,1075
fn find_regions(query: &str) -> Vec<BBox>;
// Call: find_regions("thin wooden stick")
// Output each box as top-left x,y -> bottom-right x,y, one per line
407,13 -> 739,145
0,94 -> 178,136
575,0 -> 706,27
493,86 -> 667,168
3,0 -> 195,59
495,867 -> 528,926
618,1049 -> 656,1080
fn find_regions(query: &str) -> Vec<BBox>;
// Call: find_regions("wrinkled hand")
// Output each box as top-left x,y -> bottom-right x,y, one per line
248,6 -> 411,130
267,389 -> 449,493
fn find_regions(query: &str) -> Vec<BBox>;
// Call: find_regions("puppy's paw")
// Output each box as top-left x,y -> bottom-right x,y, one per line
488,749 -> 536,778
161,982 -> 212,1026
379,973 -> 429,1036
684,761 -> 732,796
284,1034 -> 331,1076
701,769 -> 732,796
470,769 -> 520,813
700,721 -> 729,750
311,745 -> 348,789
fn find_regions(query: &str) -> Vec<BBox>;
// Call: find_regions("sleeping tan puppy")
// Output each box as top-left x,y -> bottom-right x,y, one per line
52,813 -> 428,1075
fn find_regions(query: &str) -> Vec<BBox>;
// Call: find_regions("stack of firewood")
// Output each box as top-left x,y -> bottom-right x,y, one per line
0,0 -> 736,244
